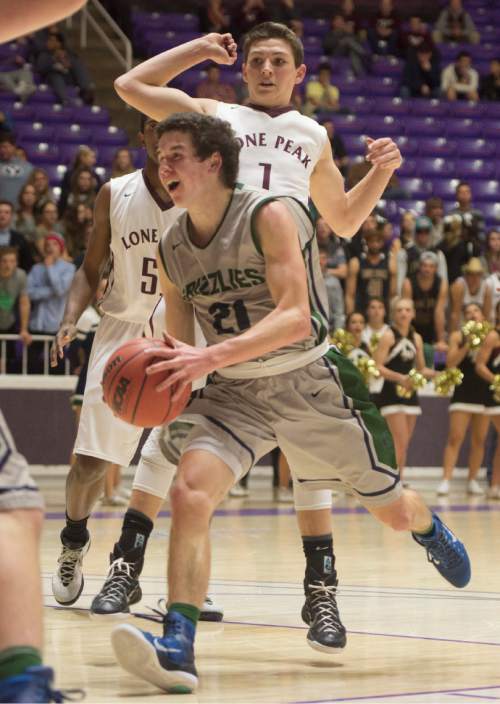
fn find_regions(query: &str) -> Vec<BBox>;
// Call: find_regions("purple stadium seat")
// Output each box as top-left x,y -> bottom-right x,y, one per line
91,126 -> 128,147
26,85 -> 55,104
128,148 -> 146,169
330,114 -> 367,134
42,164 -> 67,185
445,118 -> 476,139
340,96 -> 374,114
366,115 -> 403,137
449,101 -> 485,118
8,102 -> 36,120
394,135 -> 418,155
71,105 -> 109,125
469,44 -> 498,61
414,157 -> 455,178
398,177 -> 432,199
163,13 -> 199,31
301,18 -> 329,37
366,77 -> 397,97
57,124 -> 92,144
431,178 -> 461,200
332,76 -> 361,95
371,57 -> 403,78
394,199 -> 427,215
453,159 -> 496,179
404,117 -> 444,137
481,121 -> 500,140
16,123 -> 55,142
23,142 -> 60,164
470,180 -> 499,202
34,104 -> 74,124
459,138 -> 496,158
95,165 -> 110,182
398,159 -> 417,176
410,99 -> 448,118
340,134 -> 367,155
480,202 -> 500,225
93,145 -> 116,167
58,143 -> 82,164
372,97 -> 410,115
419,137 -> 457,157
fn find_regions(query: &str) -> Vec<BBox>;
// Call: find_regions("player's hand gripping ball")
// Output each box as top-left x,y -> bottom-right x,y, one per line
102,337 -> 191,427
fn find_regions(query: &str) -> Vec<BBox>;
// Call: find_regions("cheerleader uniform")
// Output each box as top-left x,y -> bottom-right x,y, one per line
378,326 -> 422,417
449,333 -> 489,414
484,339 -> 500,416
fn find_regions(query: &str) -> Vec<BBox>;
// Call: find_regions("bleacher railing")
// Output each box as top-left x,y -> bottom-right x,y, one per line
0,334 -> 70,375
79,0 -> 132,73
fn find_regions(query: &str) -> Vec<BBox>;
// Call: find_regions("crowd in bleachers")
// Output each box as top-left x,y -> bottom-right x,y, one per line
0,0 -> 500,393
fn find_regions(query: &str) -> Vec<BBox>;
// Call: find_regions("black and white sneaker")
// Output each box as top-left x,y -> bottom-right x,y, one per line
90,556 -> 142,619
51,538 -> 90,606
302,569 -> 347,652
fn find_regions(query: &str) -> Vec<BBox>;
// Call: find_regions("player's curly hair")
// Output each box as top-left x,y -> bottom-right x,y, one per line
243,22 -> 304,67
156,113 -> 241,189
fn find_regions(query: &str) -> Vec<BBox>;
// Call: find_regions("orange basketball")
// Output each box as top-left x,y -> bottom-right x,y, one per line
102,337 -> 191,428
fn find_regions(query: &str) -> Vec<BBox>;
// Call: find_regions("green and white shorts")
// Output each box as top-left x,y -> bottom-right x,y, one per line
180,347 -> 401,508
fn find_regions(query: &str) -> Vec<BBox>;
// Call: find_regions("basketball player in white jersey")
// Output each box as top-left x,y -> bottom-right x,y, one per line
93,22 -> 405,651
110,114 -> 470,694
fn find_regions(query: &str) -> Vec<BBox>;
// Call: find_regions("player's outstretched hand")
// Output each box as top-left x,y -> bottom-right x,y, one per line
365,137 -> 403,171
145,333 -> 213,402
202,33 -> 238,66
50,322 -> 77,366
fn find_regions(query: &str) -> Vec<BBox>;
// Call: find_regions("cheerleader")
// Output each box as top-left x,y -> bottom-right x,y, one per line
345,312 -> 371,365
374,298 -> 434,481
475,302 -> 500,499
437,303 -> 490,496
361,297 -> 389,354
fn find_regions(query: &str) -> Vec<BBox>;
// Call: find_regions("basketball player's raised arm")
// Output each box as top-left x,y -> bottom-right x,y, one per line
114,34 -> 237,121
50,184 -> 111,364
310,138 -> 402,238
157,252 -> 195,346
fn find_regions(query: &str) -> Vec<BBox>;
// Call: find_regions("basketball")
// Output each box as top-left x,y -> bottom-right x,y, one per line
101,337 -> 191,428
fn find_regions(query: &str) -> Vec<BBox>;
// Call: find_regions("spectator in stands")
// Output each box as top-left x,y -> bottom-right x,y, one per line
449,257 -> 491,331
433,0 -> 480,45
63,167 -> 97,217
399,211 -> 415,247
450,181 -> 485,245
0,200 -> 33,272
402,252 -> 448,362
63,202 -> 92,262
0,246 -> 31,372
35,201 -> 64,242
0,55 -> 36,102
0,133 -> 33,205
26,168 -> 55,215
316,216 -> 347,280
440,213 -> 481,285
304,62 -> 340,117
111,147 -> 135,178
339,0 -> 365,40
269,0 -> 299,26
230,0 -> 270,41
35,31 -> 93,105
319,245 -> 344,332
199,0 -> 231,33
397,215 -> 448,293
367,0 -> 400,57
58,146 -> 100,216
399,15 -> 433,57
480,58 -> 500,102
345,227 -> 397,315
401,43 -> 441,98
15,183 -> 41,258
322,13 -> 369,77
425,196 -> 445,246
483,229 -> 500,276
26,233 -> 75,373
441,51 -> 479,102
321,119 -> 349,176
195,63 -> 237,103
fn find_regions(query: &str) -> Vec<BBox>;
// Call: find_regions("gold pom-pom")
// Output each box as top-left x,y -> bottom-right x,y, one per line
330,328 -> 354,356
462,320 -> 492,350
355,356 -> 380,385
434,367 -> 464,396
368,332 -> 381,355
489,374 -> 500,403
396,368 -> 426,398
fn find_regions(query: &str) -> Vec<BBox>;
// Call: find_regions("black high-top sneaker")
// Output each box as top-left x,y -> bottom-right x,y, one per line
90,547 -> 143,619
302,568 -> 347,652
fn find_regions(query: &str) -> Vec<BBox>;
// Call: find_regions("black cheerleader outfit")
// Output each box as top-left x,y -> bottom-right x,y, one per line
378,326 -> 422,417
449,332 -> 490,414
484,338 -> 500,415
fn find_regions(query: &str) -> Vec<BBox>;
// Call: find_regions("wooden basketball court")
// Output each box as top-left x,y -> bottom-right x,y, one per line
39,472 -> 500,703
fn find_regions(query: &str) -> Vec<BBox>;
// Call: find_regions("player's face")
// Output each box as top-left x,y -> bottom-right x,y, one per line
140,118 -> 160,163
157,131 -> 215,208
243,39 -> 306,107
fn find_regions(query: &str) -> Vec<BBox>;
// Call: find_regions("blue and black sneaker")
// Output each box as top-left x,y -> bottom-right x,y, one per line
111,611 -> 198,694
412,514 -> 471,588
0,666 -> 84,703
